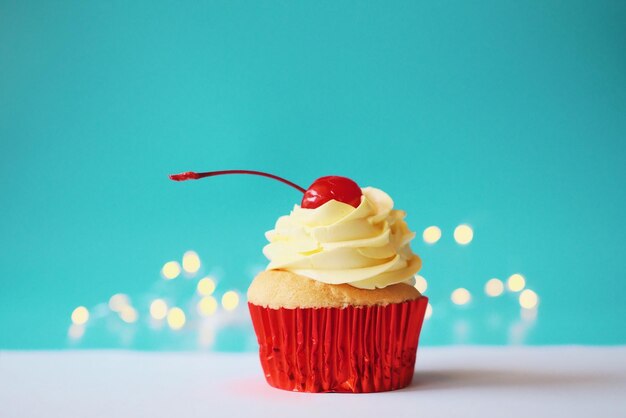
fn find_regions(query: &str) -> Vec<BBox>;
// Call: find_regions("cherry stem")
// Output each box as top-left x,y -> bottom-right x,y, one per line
168,170 -> 306,194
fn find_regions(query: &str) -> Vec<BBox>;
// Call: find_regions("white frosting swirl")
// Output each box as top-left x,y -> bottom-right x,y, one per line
263,187 -> 421,289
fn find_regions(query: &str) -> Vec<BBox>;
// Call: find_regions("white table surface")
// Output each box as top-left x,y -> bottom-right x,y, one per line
1,347 -> 625,418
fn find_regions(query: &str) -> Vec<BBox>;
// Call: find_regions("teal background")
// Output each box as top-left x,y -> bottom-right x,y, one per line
1,0 -> 625,349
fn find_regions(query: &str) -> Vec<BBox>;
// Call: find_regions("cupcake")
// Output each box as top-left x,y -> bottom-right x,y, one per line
170,170 -> 428,393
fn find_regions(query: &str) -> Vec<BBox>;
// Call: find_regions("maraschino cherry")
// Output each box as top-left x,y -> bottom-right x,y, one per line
169,170 -> 362,209
300,175 -> 361,208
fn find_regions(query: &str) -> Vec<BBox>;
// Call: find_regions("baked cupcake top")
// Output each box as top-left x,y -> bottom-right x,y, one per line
263,187 -> 421,289
248,270 -> 420,308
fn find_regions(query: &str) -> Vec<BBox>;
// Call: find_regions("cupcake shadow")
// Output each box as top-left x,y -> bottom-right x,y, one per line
405,368 -> 615,392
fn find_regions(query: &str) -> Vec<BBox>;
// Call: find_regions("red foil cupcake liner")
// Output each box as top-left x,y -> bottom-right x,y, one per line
248,297 -> 428,393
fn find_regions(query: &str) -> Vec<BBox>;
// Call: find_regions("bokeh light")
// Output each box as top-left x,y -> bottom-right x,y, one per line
414,275 -> 428,293
197,277 -> 216,296
68,324 -> 85,340
507,274 -> 526,292
71,306 -> 89,325
149,299 -> 168,320
451,288 -> 471,305
198,323 -> 216,348
485,278 -> 504,297
108,293 -> 130,312
162,261 -> 181,280
167,307 -> 186,330
519,289 -> 539,309
454,224 -> 474,245
423,226 -> 442,244
521,306 -> 538,322
197,296 -> 218,316
119,306 -> 138,323
120,306 -> 138,324
182,251 -> 201,274
425,303 -> 433,320
221,291 -> 239,311
67,247 -> 544,350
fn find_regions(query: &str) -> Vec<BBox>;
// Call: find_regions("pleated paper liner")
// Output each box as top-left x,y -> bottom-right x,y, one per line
248,296 -> 428,393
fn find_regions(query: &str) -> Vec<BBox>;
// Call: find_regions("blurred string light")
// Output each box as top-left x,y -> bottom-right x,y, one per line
68,324 -> 85,340
71,306 -> 89,325
108,294 -> 130,312
167,307 -> 186,330
69,240 -> 542,349
451,288 -> 471,305
423,226 -> 442,244
197,296 -> 218,316
119,306 -> 138,323
197,277 -> 216,296
507,274 -> 526,292
222,291 -> 239,311
182,251 -> 201,274
521,306 -> 538,321
414,275 -> 428,293
150,299 -> 168,320
519,289 -> 539,309
162,261 -> 181,280
198,323 -> 216,348
485,278 -> 504,297
454,224 -> 473,245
